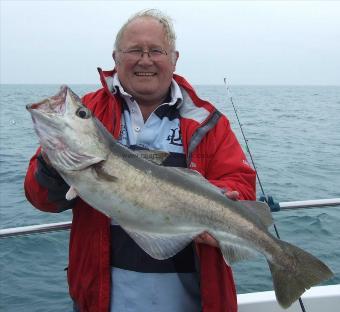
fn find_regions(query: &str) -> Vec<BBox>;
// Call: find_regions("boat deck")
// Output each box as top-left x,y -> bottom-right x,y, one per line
238,285 -> 340,312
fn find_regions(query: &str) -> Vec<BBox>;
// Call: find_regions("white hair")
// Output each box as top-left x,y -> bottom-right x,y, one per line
114,9 -> 177,51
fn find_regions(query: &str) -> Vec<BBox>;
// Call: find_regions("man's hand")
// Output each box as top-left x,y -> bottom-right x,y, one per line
225,190 -> 239,201
194,189 -> 239,247
195,232 -> 219,247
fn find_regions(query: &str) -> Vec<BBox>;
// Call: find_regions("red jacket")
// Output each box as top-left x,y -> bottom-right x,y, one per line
24,69 -> 256,312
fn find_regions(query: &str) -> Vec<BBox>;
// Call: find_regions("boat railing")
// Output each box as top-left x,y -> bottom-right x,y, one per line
1,197 -> 339,239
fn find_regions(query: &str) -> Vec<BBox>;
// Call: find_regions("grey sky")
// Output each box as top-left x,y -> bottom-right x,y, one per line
1,0 -> 339,85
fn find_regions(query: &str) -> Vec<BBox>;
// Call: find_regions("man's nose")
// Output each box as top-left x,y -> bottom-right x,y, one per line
138,52 -> 154,64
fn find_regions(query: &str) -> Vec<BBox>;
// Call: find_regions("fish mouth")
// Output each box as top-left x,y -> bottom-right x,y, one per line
26,85 -> 68,116
26,85 -> 70,155
27,86 -> 107,172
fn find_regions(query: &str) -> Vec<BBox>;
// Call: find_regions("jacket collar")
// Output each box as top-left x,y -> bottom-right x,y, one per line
97,68 -> 216,125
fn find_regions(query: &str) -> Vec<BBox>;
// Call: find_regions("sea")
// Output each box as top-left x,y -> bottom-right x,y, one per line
0,84 -> 339,311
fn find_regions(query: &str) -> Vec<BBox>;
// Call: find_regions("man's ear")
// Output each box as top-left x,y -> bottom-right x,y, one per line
173,51 -> 179,68
112,51 -> 119,65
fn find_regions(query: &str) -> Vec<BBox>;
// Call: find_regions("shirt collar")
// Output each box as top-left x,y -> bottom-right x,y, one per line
112,73 -> 183,107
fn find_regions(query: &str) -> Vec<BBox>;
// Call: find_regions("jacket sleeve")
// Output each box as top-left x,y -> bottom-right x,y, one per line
24,148 -> 77,213
195,115 -> 256,200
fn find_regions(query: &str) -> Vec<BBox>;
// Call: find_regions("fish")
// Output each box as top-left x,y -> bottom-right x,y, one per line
26,86 -> 333,309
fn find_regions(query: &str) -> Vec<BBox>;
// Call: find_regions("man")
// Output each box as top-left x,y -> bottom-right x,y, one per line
25,9 -> 256,312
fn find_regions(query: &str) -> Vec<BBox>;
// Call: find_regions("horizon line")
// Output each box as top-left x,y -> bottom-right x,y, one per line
1,83 -> 339,87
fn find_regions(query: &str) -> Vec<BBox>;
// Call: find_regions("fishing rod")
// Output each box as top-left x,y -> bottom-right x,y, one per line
223,78 -> 280,237
223,78 -> 307,312
223,79 -> 266,198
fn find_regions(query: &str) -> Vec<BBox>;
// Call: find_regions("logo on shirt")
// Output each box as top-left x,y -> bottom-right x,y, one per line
166,128 -> 183,146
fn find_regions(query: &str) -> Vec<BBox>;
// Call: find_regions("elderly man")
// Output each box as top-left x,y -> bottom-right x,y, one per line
25,9 -> 256,312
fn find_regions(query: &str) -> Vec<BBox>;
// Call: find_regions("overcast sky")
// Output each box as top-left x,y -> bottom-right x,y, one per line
1,0 -> 340,85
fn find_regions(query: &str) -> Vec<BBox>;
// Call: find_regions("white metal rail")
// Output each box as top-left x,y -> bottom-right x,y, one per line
0,221 -> 72,238
1,198 -> 339,238
279,198 -> 340,209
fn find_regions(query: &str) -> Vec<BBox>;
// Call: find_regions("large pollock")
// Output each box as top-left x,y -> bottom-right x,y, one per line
27,86 -> 333,308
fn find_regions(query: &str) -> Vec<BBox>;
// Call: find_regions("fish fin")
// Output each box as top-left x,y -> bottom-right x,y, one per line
65,185 -> 78,200
220,243 -> 258,265
93,163 -> 118,182
52,149 -> 104,171
92,120 -> 166,166
92,119 -> 170,166
124,228 -> 199,260
268,239 -> 333,308
133,150 -> 170,165
240,200 -> 273,227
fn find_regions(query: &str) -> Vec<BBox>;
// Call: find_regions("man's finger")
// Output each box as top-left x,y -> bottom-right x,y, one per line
194,232 -> 219,247
226,190 -> 239,201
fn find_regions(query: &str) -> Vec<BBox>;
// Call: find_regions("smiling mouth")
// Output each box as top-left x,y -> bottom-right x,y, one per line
134,72 -> 156,77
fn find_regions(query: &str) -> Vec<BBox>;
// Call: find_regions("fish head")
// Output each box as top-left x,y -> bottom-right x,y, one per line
26,86 -> 110,172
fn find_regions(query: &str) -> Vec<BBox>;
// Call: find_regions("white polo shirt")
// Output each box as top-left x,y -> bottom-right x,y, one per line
113,73 -> 184,153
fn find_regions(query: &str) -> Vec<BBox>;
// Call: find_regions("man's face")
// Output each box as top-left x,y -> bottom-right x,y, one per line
114,17 -> 179,105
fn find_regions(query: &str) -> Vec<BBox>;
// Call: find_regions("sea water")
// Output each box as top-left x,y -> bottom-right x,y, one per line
0,84 -> 339,311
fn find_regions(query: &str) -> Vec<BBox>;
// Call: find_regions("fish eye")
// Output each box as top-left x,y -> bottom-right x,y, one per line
76,107 -> 91,119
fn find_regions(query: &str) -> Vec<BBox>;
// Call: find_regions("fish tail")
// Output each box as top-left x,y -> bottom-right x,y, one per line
268,240 -> 333,309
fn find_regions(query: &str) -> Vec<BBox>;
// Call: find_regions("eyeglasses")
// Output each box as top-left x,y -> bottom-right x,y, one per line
118,48 -> 168,60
